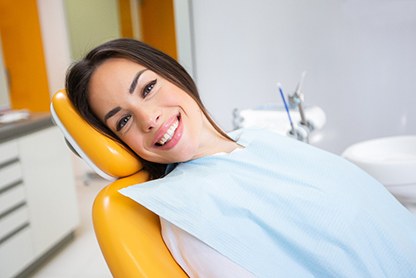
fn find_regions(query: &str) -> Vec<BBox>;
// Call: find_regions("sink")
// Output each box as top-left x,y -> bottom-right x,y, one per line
233,105 -> 326,143
342,136 -> 416,187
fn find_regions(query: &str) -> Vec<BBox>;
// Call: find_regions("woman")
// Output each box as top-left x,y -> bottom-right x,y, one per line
66,38 -> 416,277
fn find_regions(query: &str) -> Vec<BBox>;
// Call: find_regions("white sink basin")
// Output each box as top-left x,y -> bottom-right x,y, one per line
342,136 -> 416,186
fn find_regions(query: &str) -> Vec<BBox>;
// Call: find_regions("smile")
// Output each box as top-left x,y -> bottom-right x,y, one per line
156,116 -> 180,146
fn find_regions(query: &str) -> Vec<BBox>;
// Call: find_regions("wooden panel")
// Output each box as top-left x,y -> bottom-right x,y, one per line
118,0 -> 134,38
140,0 -> 177,59
0,0 -> 50,112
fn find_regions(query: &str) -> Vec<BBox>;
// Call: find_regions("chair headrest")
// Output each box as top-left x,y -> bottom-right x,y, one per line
50,89 -> 142,180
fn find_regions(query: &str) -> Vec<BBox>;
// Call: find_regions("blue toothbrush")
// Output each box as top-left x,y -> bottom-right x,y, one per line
277,83 -> 296,134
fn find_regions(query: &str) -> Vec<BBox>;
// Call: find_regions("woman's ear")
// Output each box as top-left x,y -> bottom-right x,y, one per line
50,89 -> 143,180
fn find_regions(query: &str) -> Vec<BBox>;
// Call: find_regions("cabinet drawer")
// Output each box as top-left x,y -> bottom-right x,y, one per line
0,162 -> 23,191
0,183 -> 26,216
0,226 -> 33,278
0,205 -> 29,241
0,140 -> 19,165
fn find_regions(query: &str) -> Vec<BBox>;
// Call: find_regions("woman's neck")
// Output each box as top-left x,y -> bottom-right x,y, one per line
196,125 -> 242,159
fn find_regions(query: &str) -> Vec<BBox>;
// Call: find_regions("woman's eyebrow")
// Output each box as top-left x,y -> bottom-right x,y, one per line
129,69 -> 148,94
104,107 -> 121,123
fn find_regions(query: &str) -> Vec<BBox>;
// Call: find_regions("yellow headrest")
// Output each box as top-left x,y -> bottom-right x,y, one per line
50,89 -> 142,180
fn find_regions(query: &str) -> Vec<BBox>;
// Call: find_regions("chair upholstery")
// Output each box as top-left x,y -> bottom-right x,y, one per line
50,90 -> 142,181
93,171 -> 187,277
51,90 -> 187,277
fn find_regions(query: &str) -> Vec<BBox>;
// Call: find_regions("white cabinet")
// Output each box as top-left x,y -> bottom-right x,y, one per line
0,125 -> 79,278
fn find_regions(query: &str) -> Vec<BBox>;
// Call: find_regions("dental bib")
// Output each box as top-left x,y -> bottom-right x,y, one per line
120,128 -> 416,277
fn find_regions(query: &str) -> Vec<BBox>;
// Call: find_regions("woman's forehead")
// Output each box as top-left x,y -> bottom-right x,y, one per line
90,59 -> 145,91
96,58 -> 147,75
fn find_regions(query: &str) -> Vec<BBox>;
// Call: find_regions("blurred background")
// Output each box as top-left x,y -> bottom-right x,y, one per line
1,0 -> 415,153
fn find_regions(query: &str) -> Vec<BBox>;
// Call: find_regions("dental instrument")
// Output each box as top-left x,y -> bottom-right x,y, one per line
278,83 -> 308,142
290,71 -> 306,123
289,71 -> 313,132
277,83 -> 295,133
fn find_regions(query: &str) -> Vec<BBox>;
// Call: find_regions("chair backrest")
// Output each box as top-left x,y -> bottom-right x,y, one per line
50,90 -> 187,277
50,90 -> 141,181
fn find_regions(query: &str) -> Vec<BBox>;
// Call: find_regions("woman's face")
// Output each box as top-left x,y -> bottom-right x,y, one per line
88,58 -> 217,164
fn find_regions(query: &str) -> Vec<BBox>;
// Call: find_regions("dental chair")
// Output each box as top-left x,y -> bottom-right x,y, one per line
51,90 -> 187,278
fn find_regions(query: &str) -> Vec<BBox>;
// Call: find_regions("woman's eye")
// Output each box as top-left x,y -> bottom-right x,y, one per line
116,115 -> 131,131
143,79 -> 157,97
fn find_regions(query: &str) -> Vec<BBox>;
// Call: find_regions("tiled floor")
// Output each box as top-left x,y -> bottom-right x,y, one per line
28,172 -> 112,278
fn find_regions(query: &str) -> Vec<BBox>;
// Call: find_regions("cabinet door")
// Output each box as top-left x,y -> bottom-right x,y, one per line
18,126 -> 79,257
0,140 -> 34,278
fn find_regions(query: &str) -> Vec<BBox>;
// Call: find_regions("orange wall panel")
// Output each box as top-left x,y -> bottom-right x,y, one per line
140,0 -> 177,59
118,0 -> 134,38
0,0 -> 50,112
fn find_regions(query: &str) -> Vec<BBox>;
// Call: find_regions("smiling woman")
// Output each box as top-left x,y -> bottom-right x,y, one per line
87,57 -> 233,165
66,38 -> 234,178
65,38 -> 416,277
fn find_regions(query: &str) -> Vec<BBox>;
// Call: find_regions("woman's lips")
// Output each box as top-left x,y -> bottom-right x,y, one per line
157,118 -> 179,145
154,113 -> 183,149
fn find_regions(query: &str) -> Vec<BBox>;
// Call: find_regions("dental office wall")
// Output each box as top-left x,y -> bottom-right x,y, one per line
0,0 -> 51,111
188,0 -> 416,154
64,0 -> 121,60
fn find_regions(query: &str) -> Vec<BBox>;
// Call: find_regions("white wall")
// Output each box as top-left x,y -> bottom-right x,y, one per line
190,0 -> 416,154
174,0 -> 196,78
37,0 -> 72,96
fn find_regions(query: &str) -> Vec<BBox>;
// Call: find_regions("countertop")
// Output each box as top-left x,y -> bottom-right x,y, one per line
0,112 -> 53,142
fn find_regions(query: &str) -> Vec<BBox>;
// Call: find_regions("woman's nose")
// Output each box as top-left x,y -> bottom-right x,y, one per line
137,107 -> 161,132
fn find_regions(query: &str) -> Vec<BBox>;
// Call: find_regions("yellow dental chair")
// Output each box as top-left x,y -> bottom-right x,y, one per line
51,90 -> 187,278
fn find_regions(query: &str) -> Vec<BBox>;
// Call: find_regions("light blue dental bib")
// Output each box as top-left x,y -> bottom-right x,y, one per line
120,128 -> 416,277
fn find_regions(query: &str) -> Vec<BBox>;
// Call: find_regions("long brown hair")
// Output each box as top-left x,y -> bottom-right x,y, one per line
66,38 -> 231,179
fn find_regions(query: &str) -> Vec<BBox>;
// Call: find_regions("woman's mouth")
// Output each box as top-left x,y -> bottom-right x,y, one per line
157,119 -> 179,146
155,114 -> 181,147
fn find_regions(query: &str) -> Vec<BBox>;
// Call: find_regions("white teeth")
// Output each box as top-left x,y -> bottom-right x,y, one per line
158,120 -> 179,145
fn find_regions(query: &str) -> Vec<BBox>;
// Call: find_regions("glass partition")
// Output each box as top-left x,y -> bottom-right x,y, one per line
0,34 -> 10,112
